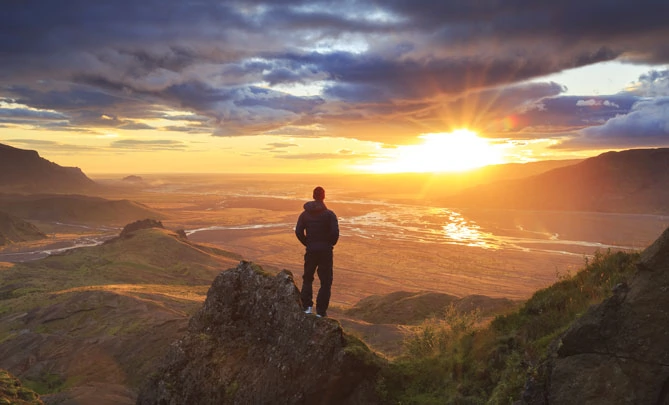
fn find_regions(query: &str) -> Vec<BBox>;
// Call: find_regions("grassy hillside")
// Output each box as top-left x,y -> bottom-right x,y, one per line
0,222 -> 645,404
0,227 -> 241,404
0,211 -> 46,246
345,291 -> 515,325
380,249 -> 639,404
0,369 -> 43,405
0,194 -> 164,226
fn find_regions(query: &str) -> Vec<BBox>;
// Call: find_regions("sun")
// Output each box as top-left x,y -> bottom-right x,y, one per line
365,129 -> 505,173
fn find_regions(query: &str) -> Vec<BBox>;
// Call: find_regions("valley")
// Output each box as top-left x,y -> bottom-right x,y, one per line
1,146 -> 669,404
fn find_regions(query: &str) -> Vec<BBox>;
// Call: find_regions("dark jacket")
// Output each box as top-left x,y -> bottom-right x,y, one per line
295,200 -> 339,251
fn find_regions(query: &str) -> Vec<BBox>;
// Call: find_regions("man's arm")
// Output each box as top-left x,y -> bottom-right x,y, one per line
329,211 -> 339,246
295,212 -> 308,246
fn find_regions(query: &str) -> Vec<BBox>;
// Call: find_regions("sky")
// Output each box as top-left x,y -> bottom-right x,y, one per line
1,1 -> 669,174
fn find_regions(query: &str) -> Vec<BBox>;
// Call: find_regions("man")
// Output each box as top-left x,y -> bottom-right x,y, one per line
295,186 -> 339,317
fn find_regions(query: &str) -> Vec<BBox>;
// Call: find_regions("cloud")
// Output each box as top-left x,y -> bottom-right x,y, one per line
0,1 -> 668,143
274,150 -> 366,160
0,107 -> 67,121
266,142 -> 298,148
2,138 -> 100,152
110,139 -> 188,150
555,97 -> 669,149
628,69 -> 669,97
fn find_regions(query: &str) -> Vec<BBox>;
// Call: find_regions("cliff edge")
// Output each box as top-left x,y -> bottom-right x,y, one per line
137,261 -> 386,405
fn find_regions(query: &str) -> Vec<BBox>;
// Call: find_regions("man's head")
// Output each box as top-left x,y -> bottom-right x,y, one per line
313,186 -> 325,201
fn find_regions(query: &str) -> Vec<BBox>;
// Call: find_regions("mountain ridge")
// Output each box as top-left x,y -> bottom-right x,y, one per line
0,143 -> 97,193
445,148 -> 669,214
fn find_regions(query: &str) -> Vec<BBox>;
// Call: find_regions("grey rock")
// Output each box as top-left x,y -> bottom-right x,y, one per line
137,261 -> 386,405
523,226 -> 669,404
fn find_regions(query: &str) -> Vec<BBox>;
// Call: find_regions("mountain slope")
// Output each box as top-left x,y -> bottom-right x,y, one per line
0,211 -> 46,245
0,194 -> 164,225
0,143 -> 97,193
446,148 -> 669,214
0,369 -> 43,405
0,226 -> 242,404
524,226 -> 669,404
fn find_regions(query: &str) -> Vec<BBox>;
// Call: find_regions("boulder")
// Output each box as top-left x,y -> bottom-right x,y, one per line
524,227 -> 669,404
137,261 -> 386,405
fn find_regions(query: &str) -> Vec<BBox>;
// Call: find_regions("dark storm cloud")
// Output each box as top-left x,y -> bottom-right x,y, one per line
0,108 -> 67,121
0,0 -> 668,141
509,94 -> 637,131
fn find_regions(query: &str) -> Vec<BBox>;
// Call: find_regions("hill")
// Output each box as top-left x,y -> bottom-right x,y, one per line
344,290 -> 515,325
0,143 -> 97,193
0,369 -> 43,405
0,194 -> 163,226
0,211 -> 46,246
0,225 -> 241,404
446,148 -> 669,214
334,159 -> 582,202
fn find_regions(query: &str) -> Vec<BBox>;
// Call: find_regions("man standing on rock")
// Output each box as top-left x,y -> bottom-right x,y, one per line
295,186 -> 339,317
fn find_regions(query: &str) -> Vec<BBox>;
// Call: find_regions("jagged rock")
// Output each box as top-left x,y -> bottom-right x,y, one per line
120,219 -> 164,238
137,261 -> 386,405
523,227 -> 669,404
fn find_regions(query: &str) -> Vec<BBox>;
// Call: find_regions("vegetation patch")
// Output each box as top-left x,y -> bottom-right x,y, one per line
22,371 -> 66,395
383,249 -> 639,404
0,369 -> 42,405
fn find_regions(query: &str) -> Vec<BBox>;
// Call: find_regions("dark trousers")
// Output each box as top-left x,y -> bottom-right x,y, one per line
301,249 -> 333,315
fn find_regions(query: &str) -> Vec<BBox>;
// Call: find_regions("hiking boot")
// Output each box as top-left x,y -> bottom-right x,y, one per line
304,306 -> 313,315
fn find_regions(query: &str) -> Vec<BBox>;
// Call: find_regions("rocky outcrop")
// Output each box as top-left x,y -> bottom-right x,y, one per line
137,261 -> 386,405
120,219 -> 164,238
524,227 -> 669,404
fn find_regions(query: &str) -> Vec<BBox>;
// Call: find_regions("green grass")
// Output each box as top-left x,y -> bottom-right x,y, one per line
0,369 -> 42,405
384,249 -> 639,404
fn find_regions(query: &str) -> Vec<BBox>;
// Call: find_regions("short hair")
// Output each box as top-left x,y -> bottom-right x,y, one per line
313,186 -> 325,201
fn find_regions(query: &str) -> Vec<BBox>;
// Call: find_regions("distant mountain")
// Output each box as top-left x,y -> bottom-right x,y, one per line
0,194 -> 164,225
0,211 -> 46,246
446,148 -> 669,214
0,143 -> 97,193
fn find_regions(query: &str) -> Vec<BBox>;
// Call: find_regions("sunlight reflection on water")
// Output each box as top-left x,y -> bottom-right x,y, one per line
441,211 -> 491,248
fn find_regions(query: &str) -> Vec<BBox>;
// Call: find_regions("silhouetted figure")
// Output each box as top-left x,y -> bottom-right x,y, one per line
295,186 -> 339,317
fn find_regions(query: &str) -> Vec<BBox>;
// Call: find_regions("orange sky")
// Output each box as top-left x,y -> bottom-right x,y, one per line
1,2 -> 668,174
